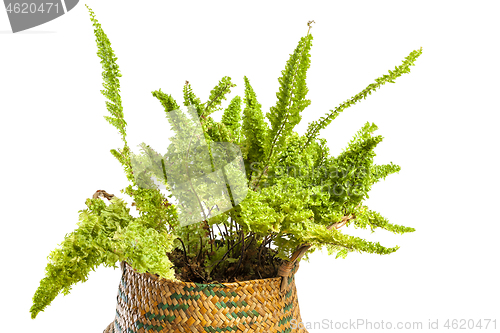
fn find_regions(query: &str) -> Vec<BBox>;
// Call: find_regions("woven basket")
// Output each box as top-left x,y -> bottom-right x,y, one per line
103,245 -> 311,333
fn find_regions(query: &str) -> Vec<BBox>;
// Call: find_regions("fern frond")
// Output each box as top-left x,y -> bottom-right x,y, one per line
266,33 -> 313,165
221,95 -> 243,142
202,76 -> 236,117
371,162 -> 401,185
349,207 -> 416,234
183,81 -> 204,118
302,47 -> 423,150
241,76 -> 269,178
86,4 -> 127,145
30,197 -> 134,319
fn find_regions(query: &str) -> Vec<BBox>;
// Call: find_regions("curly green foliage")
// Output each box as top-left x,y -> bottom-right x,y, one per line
32,6 -> 182,319
123,185 -> 178,230
221,96 -> 243,143
237,120 -> 414,261
128,143 -> 170,191
265,132 -> 315,186
206,118 -> 233,144
322,122 -> 385,211
86,12 -> 419,269
152,88 -> 181,113
86,4 -> 126,144
112,217 -> 177,279
180,78 -> 236,154
182,81 -> 204,118
241,76 -> 269,179
200,92 -> 243,146
202,76 -> 236,117
33,13 -> 420,319
239,174 -> 325,260
348,206 -> 416,234
266,33 -> 313,165
30,197 -> 177,319
30,198 -> 125,318
306,223 -> 400,258
87,5 -> 137,192
143,28 -> 418,264
371,162 -> 401,184
307,137 -> 330,170
238,173 -> 403,261
302,47 -> 423,150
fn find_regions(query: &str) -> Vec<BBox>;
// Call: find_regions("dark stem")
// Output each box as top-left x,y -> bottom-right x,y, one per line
175,238 -> 196,280
210,224 -> 214,253
258,235 -> 268,271
270,251 -> 277,275
215,223 -> 225,247
197,235 -> 203,263
243,232 -> 256,252
228,230 -> 245,280
208,233 -> 253,274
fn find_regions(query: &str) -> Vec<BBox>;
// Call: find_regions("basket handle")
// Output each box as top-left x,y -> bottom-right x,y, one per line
277,214 -> 354,293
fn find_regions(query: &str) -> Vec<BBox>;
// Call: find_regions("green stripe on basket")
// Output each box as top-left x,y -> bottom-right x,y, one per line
118,288 -> 128,303
278,328 -> 292,333
186,293 -> 201,300
204,288 -> 217,297
192,282 -> 226,292
215,300 -> 249,309
170,292 -> 201,301
135,323 -> 162,332
283,301 -> 293,313
203,324 -> 239,332
225,312 -> 238,320
157,303 -> 190,311
114,319 -> 122,333
218,308 -> 259,319
278,314 -> 293,326
137,313 -> 176,326
203,319 -> 260,332
120,276 -> 127,289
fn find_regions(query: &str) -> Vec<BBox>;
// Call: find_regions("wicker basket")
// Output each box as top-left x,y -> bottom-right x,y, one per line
103,244 -> 311,333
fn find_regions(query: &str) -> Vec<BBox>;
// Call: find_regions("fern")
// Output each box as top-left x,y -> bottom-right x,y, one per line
266,30 -> 313,166
301,47 -> 423,150
31,9 -> 421,319
241,76 -> 270,180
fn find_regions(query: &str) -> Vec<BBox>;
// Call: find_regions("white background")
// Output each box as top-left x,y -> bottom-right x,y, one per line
1,1 -> 499,332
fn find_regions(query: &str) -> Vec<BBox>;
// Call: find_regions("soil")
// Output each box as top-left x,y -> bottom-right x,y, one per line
166,245 -> 284,284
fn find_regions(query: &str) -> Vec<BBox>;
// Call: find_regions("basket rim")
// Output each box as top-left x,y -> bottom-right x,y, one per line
122,261 -> 283,288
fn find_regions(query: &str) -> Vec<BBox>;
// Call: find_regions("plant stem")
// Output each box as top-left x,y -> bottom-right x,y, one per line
208,233 -> 253,273
228,230 -> 245,280
175,238 -> 196,280
251,22 -> 314,191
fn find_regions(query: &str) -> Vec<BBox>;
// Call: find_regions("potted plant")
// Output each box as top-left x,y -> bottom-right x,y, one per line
30,6 -> 420,333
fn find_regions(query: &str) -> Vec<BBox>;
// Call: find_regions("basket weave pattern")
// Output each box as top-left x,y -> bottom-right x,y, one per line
104,260 -> 308,333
